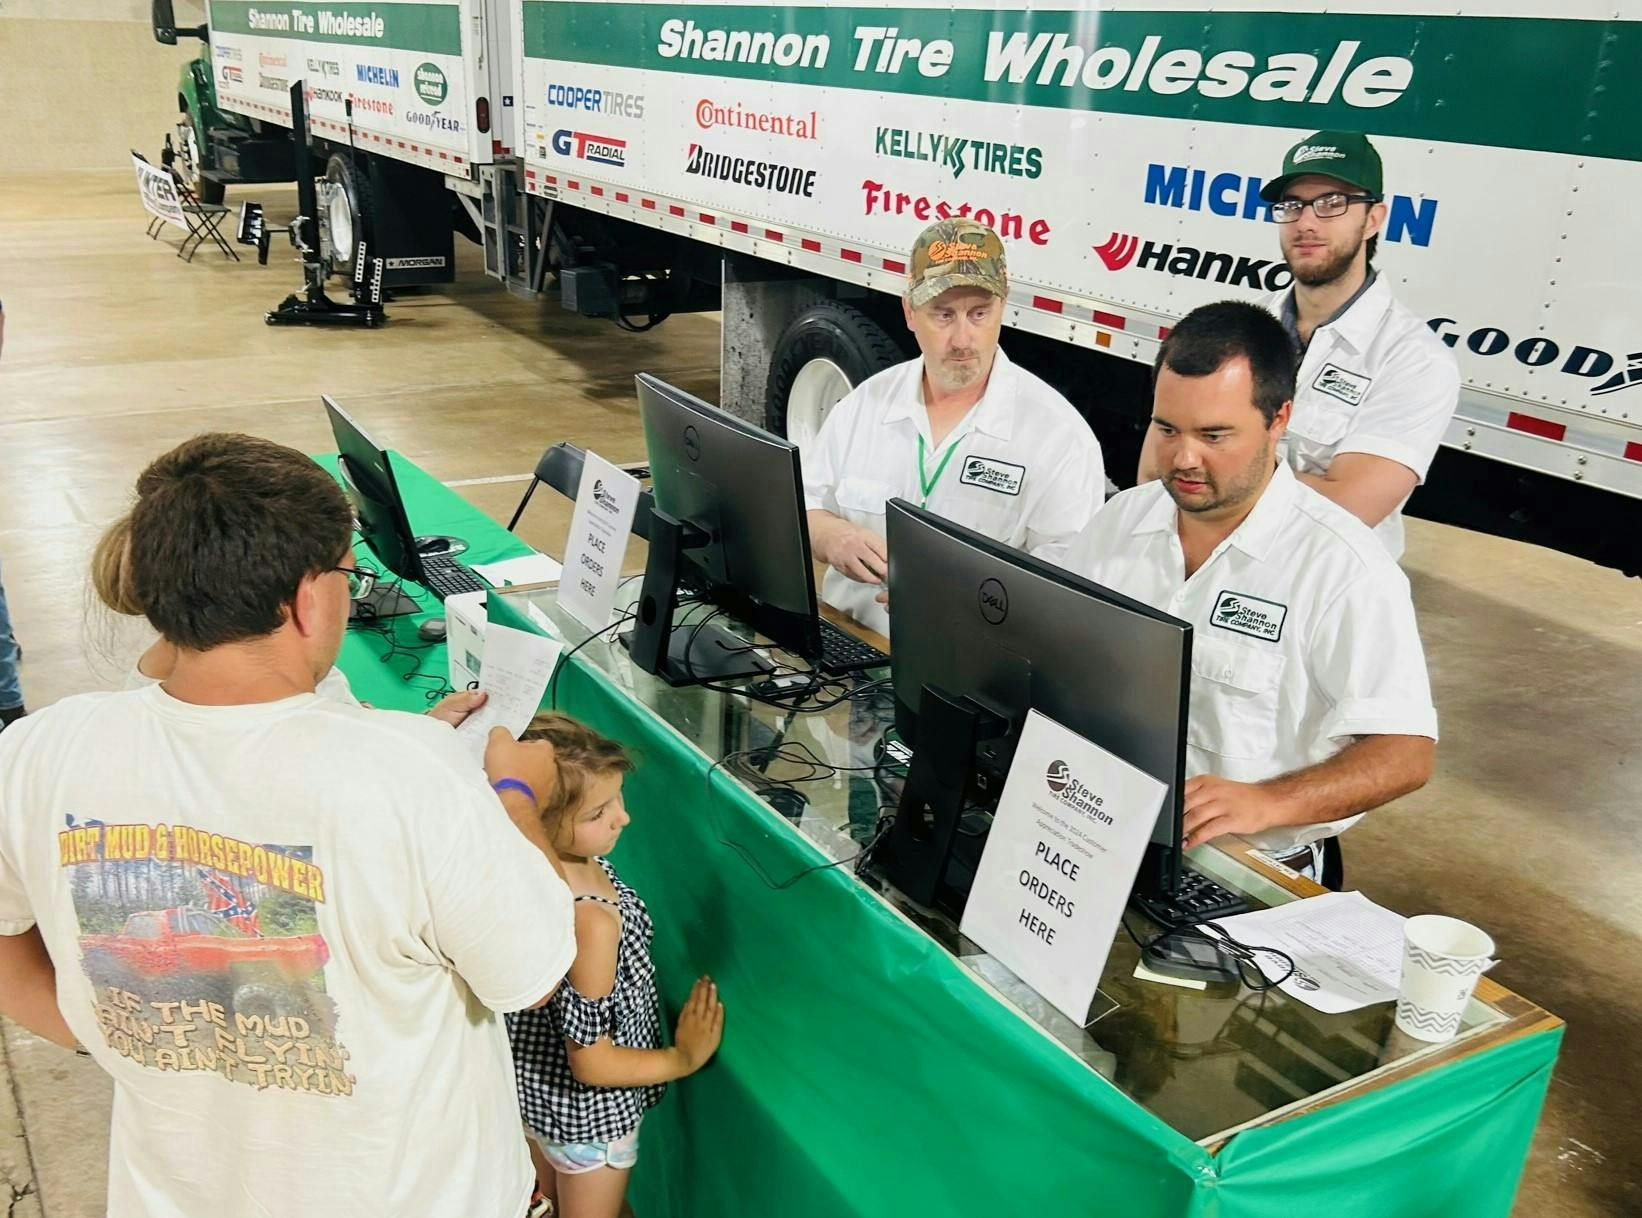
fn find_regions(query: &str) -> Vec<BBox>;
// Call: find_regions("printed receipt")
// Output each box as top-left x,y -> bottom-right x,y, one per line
456,623 -> 564,765
1210,890 -> 1407,1014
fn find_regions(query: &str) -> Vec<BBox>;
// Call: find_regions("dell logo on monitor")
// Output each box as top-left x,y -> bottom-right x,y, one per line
978,577 -> 1008,624
683,424 -> 701,461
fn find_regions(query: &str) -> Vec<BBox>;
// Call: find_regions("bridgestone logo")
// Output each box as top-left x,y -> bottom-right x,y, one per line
685,144 -> 817,197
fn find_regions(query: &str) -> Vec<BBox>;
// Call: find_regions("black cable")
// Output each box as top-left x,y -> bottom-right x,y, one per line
345,575 -> 453,704
718,814 -> 894,891
548,610 -> 637,709
1121,911 -> 1297,992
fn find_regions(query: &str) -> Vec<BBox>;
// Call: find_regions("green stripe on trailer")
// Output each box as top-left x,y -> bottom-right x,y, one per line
211,2 -> 462,55
522,3 -> 1642,162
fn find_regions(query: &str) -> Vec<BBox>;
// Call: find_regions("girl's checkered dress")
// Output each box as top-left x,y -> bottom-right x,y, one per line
505,858 -> 665,1144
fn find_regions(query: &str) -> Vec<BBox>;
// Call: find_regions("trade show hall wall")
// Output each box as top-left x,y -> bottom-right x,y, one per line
0,1 -> 207,171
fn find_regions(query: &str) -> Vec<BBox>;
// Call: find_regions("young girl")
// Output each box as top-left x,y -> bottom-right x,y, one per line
507,713 -> 725,1218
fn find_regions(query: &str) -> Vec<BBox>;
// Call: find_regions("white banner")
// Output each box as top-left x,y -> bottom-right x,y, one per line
557,452 -> 641,633
961,710 -> 1166,1026
132,154 -> 188,231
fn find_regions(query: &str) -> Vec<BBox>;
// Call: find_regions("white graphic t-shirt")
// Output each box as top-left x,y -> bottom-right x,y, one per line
0,686 -> 574,1218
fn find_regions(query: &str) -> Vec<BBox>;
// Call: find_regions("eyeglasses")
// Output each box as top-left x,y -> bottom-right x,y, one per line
329,564 -> 379,600
1270,192 -> 1381,223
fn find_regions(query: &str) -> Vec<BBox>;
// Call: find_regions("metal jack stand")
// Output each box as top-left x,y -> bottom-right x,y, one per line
258,82 -> 385,328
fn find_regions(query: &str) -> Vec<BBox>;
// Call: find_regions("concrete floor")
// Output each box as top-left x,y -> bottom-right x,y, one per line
0,171 -> 1637,1216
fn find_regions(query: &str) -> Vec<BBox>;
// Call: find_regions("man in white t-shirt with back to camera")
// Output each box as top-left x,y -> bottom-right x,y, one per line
804,218 -> 1105,636
0,434 -> 575,1218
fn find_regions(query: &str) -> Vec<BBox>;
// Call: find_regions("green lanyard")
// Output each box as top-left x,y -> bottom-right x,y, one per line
917,434 -> 962,509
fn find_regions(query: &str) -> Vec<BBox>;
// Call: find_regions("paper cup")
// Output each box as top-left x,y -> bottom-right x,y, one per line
1394,915 -> 1495,1043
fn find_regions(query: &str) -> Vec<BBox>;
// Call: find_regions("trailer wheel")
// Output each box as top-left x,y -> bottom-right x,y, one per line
764,302 -> 906,448
322,153 -> 373,286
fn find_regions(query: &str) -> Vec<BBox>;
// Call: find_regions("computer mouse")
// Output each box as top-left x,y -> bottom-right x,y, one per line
417,537 -> 451,554
761,786 -> 809,821
416,617 -> 448,643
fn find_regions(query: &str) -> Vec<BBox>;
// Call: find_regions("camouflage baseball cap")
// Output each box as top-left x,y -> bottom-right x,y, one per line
1259,130 -> 1384,203
906,219 -> 1008,308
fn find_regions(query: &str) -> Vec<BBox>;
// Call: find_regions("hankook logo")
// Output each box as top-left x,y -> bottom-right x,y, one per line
682,425 -> 701,461
978,578 -> 1008,624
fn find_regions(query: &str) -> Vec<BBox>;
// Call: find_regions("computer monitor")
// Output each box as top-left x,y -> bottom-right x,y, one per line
324,396 -> 427,589
877,499 -> 1192,910
623,373 -> 826,685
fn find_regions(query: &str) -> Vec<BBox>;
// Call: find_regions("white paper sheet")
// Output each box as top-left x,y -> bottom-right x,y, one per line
471,553 -> 564,588
454,623 -> 564,765
1209,890 -> 1407,1014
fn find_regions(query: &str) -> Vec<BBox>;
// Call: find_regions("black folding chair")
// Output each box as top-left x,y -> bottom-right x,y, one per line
135,148 -> 239,263
507,442 -> 654,539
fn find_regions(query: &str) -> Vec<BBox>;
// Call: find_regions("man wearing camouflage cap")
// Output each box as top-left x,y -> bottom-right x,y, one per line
803,219 -> 1104,636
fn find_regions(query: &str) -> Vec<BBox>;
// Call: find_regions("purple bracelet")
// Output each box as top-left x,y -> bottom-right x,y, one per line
491,778 -> 537,805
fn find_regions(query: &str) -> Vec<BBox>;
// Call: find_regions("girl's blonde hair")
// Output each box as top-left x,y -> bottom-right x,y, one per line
90,513 -> 145,616
520,712 -> 633,823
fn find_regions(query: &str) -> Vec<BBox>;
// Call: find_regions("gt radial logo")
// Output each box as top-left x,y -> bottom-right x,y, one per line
1093,232 -> 1139,271
551,129 -> 626,168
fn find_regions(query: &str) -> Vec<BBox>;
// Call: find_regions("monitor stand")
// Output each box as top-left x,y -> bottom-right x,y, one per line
868,685 -> 1006,908
619,507 -> 773,687
349,584 -> 419,622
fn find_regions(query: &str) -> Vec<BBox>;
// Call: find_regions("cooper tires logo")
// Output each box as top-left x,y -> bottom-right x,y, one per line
978,578 -> 1008,624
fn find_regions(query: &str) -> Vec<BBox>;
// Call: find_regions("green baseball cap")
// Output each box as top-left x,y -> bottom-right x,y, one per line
906,219 -> 1008,308
1259,130 -> 1384,203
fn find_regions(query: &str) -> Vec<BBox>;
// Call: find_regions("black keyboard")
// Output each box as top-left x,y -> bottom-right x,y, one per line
816,616 -> 889,675
1132,867 -> 1250,931
419,554 -> 488,601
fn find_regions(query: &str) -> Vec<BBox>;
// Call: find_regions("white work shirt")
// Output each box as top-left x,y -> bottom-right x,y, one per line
1259,273 -> 1459,560
0,686 -> 575,1218
1063,463 -> 1438,854
804,348 -> 1104,636
126,662 -> 359,704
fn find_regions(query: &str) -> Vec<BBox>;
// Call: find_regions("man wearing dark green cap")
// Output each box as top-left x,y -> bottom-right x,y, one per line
1142,131 -> 1458,559
803,218 -> 1104,636
1255,130 -> 1458,559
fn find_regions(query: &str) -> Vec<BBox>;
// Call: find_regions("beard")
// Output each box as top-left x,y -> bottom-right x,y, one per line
927,351 -> 985,393
1164,441 -> 1273,516
1284,216 -> 1367,287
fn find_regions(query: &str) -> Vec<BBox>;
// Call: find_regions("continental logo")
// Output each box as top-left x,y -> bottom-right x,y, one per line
1093,231 -> 1294,292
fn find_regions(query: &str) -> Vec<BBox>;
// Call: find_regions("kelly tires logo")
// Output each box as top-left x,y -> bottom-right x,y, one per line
873,128 -> 1042,180
414,63 -> 447,106
1092,230 -> 1293,291
552,129 -> 627,169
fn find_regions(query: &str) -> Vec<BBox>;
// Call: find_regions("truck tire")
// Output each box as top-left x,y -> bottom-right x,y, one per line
322,153 -> 373,286
764,301 -> 906,449
175,109 -> 226,205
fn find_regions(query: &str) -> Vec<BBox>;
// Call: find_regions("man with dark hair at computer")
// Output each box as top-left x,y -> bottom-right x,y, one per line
0,433 -> 575,1218
1063,301 -> 1437,888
